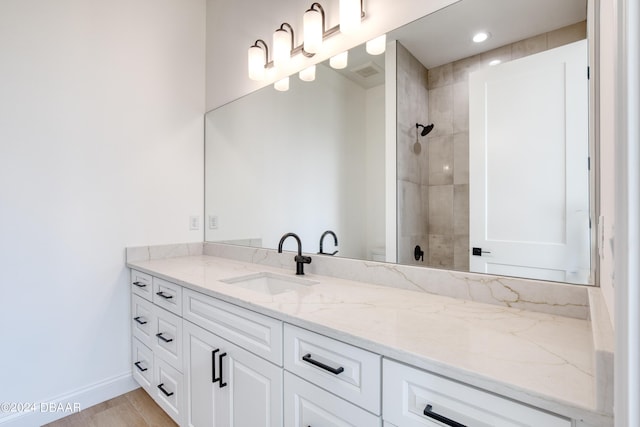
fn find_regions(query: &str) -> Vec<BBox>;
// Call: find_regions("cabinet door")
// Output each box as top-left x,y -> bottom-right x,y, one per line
184,321 -> 283,427
284,372 -> 380,427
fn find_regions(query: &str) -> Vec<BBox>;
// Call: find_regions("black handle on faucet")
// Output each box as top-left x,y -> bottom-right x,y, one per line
414,245 -> 424,262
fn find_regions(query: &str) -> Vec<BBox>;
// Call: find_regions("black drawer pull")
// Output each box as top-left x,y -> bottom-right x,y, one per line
156,332 -> 173,343
133,316 -> 147,325
156,291 -> 173,299
157,383 -> 174,397
134,361 -> 147,372
213,350 -> 228,388
423,404 -> 466,427
302,353 -> 344,375
133,281 -> 147,288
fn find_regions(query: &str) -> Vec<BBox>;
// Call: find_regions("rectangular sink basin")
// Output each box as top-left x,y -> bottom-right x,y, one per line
221,272 -> 318,295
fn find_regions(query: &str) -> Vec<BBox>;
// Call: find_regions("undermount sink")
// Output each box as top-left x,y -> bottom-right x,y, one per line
221,272 -> 318,295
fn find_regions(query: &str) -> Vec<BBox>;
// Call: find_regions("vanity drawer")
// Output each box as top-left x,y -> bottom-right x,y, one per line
153,355 -> 184,426
132,294 -> 155,347
284,372 -> 381,427
152,305 -> 183,371
131,269 -> 153,300
183,288 -> 283,365
383,359 -> 571,427
152,277 -> 182,316
132,337 -> 153,393
284,324 -> 381,415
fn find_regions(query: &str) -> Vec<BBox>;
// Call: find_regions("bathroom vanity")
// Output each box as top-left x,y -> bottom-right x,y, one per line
126,244 -> 613,427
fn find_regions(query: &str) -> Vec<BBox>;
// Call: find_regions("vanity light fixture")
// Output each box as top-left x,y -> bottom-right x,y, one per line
366,34 -> 386,55
339,0 -> 363,35
304,3 -> 325,54
472,31 -> 490,43
330,51 -> 349,69
274,76 -> 290,91
273,23 -> 295,68
299,65 -> 316,82
248,39 -> 269,81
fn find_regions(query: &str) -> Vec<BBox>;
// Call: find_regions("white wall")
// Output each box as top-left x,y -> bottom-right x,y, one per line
0,0 -> 205,425
205,0 -> 458,110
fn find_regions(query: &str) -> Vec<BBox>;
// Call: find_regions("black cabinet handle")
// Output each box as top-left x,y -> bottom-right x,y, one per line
423,404 -> 466,427
133,281 -> 147,288
134,361 -> 147,372
133,316 -> 147,325
302,353 -> 344,375
157,383 -> 174,397
156,291 -> 173,299
213,350 -> 228,388
156,332 -> 173,343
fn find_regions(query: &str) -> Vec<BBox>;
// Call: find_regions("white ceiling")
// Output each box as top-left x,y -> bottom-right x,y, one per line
389,0 -> 588,69
328,0 -> 587,88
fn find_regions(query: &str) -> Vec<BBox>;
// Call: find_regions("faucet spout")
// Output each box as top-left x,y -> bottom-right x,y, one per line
278,232 -> 312,275
318,230 -> 339,256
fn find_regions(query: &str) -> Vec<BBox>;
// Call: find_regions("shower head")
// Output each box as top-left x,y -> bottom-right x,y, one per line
416,123 -> 435,136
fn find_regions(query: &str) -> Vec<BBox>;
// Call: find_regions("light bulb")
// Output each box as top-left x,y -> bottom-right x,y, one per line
330,51 -> 349,69
304,8 -> 323,54
299,65 -> 316,82
473,32 -> 489,43
366,34 -> 386,55
340,0 -> 361,35
274,77 -> 290,91
248,45 -> 266,81
273,29 -> 291,68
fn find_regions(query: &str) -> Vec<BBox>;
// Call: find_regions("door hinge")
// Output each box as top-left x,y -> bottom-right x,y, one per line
587,66 -> 590,79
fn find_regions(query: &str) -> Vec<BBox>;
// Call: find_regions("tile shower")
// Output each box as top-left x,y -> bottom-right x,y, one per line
397,21 -> 586,270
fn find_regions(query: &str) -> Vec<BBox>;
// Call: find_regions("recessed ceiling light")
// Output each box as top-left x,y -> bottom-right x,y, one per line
489,59 -> 501,66
473,32 -> 489,43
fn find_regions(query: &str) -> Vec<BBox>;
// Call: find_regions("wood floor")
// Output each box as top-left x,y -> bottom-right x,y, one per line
43,388 -> 177,427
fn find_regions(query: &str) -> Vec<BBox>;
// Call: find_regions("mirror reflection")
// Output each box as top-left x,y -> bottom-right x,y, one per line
205,0 -> 592,285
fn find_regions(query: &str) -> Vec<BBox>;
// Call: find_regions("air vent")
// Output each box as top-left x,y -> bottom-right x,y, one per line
351,61 -> 382,79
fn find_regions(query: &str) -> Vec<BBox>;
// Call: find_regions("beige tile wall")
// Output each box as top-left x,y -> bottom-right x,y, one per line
397,21 -> 586,271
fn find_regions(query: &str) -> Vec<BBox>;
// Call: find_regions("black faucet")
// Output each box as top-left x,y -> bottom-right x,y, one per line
318,230 -> 338,256
277,232 -> 312,275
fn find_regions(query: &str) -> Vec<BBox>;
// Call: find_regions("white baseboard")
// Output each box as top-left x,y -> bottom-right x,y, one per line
0,371 -> 138,427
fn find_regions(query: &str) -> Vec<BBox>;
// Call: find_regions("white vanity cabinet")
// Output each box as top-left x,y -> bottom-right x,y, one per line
130,270 -> 185,425
383,359 -> 571,427
183,320 -> 283,427
129,267 -> 587,427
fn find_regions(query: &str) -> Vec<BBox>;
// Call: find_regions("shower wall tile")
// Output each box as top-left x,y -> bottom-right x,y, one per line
454,234 -> 470,271
547,21 -> 587,49
453,132 -> 469,185
428,185 -> 453,235
427,85 -> 453,137
452,82 -> 469,134
427,63 -> 453,89
428,135 -> 454,185
453,184 -> 469,235
398,179 -> 425,236
397,124 -> 421,184
452,54 -> 482,83
428,234 -> 454,268
511,33 -> 547,60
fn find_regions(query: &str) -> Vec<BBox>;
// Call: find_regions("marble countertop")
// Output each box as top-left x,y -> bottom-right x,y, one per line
127,254 -> 610,425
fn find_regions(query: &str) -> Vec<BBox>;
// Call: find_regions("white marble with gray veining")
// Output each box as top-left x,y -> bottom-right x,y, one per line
203,242 -> 590,319
126,251 -> 613,426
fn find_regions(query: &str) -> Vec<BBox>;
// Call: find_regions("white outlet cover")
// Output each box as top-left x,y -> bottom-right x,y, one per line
189,215 -> 200,230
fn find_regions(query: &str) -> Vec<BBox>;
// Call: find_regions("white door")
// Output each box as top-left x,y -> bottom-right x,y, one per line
469,40 -> 590,284
184,321 -> 283,427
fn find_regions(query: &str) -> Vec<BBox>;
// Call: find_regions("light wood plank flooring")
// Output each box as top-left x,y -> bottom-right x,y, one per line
42,388 -> 177,427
